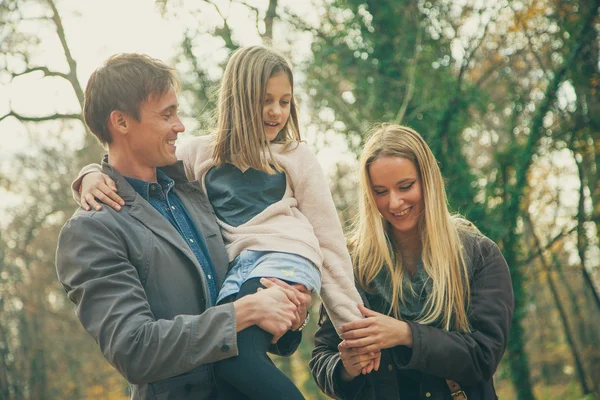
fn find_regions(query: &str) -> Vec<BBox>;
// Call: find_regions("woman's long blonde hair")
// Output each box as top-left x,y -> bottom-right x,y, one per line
349,124 -> 473,332
212,45 -> 301,174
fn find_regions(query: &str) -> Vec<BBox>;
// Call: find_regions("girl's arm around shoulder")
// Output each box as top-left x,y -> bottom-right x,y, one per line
71,163 -> 103,204
392,234 -> 515,386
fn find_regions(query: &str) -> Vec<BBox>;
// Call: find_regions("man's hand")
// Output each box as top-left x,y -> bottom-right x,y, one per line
80,172 -> 124,212
260,277 -> 312,331
234,285 -> 299,343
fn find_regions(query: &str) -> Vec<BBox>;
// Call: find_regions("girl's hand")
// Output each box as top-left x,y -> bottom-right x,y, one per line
260,278 -> 312,331
81,172 -> 124,211
338,344 -> 380,381
361,352 -> 381,375
339,304 -> 413,355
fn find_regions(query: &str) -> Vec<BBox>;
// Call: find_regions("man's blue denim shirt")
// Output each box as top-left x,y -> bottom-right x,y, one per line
125,169 -> 219,304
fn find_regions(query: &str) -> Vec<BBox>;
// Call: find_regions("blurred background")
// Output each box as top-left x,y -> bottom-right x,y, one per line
0,0 -> 599,399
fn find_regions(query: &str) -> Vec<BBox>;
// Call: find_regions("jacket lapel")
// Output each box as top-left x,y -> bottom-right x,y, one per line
127,196 -> 201,271
101,159 -> 207,282
175,182 -> 229,288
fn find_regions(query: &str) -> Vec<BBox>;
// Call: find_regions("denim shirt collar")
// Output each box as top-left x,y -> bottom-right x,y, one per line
125,169 -> 175,201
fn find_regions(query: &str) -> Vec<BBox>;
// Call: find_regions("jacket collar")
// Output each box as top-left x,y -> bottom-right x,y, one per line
99,156 -> 213,298
100,155 -> 190,202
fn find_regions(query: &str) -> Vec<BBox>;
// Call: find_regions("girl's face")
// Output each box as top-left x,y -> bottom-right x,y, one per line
263,72 -> 292,141
368,156 -> 424,241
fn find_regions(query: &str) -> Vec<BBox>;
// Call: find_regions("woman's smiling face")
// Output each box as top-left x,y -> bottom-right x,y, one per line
368,156 -> 424,239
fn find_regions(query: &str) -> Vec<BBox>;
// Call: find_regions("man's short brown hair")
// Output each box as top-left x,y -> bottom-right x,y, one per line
83,53 -> 179,145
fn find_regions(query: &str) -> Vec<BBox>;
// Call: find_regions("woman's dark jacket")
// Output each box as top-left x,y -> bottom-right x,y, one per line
309,234 -> 514,400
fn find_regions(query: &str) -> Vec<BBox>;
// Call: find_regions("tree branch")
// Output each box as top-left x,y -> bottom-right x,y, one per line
523,224 -> 577,264
12,66 -> 68,80
278,8 -> 329,40
237,0 -> 262,38
204,0 -> 237,50
523,213 -> 592,395
46,0 -> 84,109
394,25 -> 421,124
509,3 -> 550,77
510,0 -> 600,220
263,0 -> 277,41
0,111 -> 81,123
436,5 -> 502,151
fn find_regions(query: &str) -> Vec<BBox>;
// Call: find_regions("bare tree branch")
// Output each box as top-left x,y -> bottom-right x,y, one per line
471,30 -> 515,89
323,90 -> 361,132
205,0 -> 236,50
263,0 -> 277,41
237,0 -> 262,37
237,0 -> 260,14
394,25 -> 421,124
12,66 -> 68,79
46,0 -> 84,108
0,111 -> 81,123
523,224 -> 577,264
278,8 -> 328,40
509,3 -> 550,77
436,4 -> 504,149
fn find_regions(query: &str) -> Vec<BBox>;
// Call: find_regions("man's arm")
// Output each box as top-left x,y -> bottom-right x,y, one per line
56,214 -> 297,385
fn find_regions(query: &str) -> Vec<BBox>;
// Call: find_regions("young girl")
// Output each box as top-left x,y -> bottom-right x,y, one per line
73,46 -> 369,399
310,125 -> 514,400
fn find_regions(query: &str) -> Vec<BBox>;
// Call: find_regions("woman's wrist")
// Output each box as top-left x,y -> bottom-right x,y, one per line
401,320 -> 413,348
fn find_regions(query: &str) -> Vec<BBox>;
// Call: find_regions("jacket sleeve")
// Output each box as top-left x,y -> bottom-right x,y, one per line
56,214 -> 239,385
391,236 -> 515,386
293,146 -> 363,330
71,163 -> 103,204
309,306 -> 368,400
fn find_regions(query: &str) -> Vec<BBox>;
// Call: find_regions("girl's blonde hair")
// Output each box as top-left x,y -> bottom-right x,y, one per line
212,45 -> 301,173
349,124 -> 473,332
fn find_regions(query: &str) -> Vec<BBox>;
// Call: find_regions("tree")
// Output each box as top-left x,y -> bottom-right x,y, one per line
0,0 -> 123,398
305,0 -> 600,398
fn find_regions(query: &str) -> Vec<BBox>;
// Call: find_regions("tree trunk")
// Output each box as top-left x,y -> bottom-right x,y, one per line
527,216 -> 591,395
503,228 -> 536,400
501,4 -> 600,397
263,0 -> 278,41
574,157 -> 600,312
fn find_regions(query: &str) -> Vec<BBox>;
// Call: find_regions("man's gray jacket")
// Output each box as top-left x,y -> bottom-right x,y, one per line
56,159 -> 299,399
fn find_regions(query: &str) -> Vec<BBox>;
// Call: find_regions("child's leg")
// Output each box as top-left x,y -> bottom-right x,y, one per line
214,277 -> 305,400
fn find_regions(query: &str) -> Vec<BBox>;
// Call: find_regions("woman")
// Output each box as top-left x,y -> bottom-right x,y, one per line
309,124 -> 514,400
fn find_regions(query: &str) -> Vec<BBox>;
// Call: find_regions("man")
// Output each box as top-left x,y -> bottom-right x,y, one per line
56,53 -> 310,399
